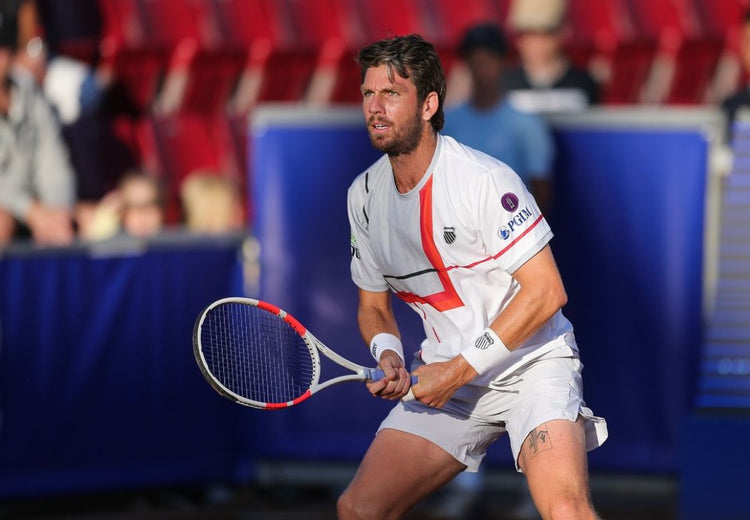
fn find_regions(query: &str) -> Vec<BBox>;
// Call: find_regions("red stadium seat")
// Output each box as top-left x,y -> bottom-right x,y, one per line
96,0 -> 168,111
627,0 -> 723,104
601,39 -> 658,104
147,114 -> 243,223
553,0 -> 658,104
136,0 -> 245,114
693,0 -> 749,38
693,0 -> 749,100
284,0 -> 365,104
212,0 -> 320,108
355,0 -> 430,42
565,0 -> 630,52
665,36 -> 724,104
425,0 -> 502,49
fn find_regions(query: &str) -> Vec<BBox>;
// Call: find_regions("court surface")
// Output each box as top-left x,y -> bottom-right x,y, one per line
0,466 -> 677,519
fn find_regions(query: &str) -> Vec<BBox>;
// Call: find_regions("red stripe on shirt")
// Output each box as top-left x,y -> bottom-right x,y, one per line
394,176 -> 464,311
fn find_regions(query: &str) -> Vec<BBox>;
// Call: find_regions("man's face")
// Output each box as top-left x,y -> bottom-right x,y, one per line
465,48 -> 504,91
361,64 -> 425,156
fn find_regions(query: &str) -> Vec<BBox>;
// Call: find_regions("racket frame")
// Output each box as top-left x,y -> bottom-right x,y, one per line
194,297 -> 382,409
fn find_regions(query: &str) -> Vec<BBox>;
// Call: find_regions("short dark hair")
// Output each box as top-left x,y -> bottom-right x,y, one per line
357,34 -> 446,132
458,23 -> 507,58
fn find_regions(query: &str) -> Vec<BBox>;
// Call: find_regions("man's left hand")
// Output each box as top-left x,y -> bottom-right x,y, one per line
410,355 -> 478,408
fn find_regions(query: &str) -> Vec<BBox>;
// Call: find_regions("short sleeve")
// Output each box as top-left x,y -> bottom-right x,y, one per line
477,165 -> 553,273
347,180 -> 389,292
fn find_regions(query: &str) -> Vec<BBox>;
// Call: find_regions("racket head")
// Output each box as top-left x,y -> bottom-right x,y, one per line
193,297 -> 321,409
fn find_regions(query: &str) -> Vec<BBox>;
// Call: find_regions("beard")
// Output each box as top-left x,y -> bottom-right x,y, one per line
368,108 -> 424,156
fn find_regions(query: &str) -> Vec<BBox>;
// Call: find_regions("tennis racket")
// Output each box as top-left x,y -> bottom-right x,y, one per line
193,297 -> 417,409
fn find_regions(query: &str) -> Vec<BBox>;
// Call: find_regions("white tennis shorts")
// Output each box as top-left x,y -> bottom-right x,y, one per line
377,343 -> 608,472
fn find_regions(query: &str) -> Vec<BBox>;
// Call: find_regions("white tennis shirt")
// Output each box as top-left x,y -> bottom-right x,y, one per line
348,134 -> 576,384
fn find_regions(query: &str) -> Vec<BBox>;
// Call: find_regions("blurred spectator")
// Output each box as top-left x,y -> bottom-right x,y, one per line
83,171 -> 164,241
11,0 -> 45,85
721,9 -> 750,142
443,23 -> 555,214
438,23 -> 556,519
0,0 -> 76,246
180,172 -> 244,235
504,0 -> 599,113
13,0 -> 140,237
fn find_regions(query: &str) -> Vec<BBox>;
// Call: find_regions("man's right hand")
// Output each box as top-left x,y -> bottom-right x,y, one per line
367,350 -> 412,401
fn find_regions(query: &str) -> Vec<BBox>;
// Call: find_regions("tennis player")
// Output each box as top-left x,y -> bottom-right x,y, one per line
338,34 -> 608,520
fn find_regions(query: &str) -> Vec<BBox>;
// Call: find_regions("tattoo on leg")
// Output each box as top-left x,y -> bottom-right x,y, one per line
528,424 -> 553,458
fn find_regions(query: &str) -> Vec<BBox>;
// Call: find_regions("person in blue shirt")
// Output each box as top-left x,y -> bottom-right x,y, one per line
443,23 -> 554,215
438,23 -> 556,519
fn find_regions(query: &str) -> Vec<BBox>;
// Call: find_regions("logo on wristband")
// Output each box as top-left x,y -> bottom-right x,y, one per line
474,332 -> 494,350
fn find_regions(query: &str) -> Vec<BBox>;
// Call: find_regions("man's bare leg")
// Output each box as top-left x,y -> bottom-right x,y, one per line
518,417 -> 599,520
338,428 -> 466,519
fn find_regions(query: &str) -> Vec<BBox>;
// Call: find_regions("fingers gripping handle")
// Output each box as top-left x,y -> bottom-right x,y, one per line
368,368 -> 418,385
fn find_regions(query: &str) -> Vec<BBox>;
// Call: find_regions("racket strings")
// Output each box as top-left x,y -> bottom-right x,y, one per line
201,303 -> 315,404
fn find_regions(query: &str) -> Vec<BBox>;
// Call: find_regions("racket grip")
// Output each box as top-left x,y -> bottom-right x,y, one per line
369,368 -> 418,385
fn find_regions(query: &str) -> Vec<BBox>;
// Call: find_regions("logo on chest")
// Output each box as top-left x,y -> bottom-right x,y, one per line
443,226 -> 456,245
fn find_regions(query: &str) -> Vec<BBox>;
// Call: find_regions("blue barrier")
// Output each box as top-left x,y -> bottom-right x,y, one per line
0,235 -> 252,498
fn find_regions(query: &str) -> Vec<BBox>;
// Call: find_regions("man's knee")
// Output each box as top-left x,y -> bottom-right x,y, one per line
337,486 -> 401,520
540,491 -> 597,520
337,488 -> 377,520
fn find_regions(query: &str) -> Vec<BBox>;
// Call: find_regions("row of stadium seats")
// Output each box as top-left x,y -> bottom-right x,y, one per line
38,0 -> 750,225
42,0 -> 750,113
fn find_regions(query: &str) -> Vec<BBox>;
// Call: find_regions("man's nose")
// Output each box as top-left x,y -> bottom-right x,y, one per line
368,94 -> 384,114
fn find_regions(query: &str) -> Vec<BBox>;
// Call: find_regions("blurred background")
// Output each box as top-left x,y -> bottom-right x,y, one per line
1,0 -> 749,519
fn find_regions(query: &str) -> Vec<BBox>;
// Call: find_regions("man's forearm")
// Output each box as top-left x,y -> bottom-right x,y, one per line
487,282 -> 566,351
358,300 -> 400,345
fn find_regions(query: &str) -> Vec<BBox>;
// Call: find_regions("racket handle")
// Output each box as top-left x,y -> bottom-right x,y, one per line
369,368 -> 418,385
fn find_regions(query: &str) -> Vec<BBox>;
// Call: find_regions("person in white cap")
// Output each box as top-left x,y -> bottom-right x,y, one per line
504,0 -> 599,113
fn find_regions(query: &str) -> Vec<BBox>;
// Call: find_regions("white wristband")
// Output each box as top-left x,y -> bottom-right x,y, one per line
370,333 -> 404,364
459,328 -> 511,376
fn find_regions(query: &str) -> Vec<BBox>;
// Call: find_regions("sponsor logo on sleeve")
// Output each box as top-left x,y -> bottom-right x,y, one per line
350,233 -> 360,259
497,206 -> 534,240
501,192 -> 519,212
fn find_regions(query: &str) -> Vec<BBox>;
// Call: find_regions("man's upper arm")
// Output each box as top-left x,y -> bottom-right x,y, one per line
511,245 -> 565,296
359,287 -> 392,312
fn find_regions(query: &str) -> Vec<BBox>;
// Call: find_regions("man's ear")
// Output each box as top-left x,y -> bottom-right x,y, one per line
422,91 -> 439,122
